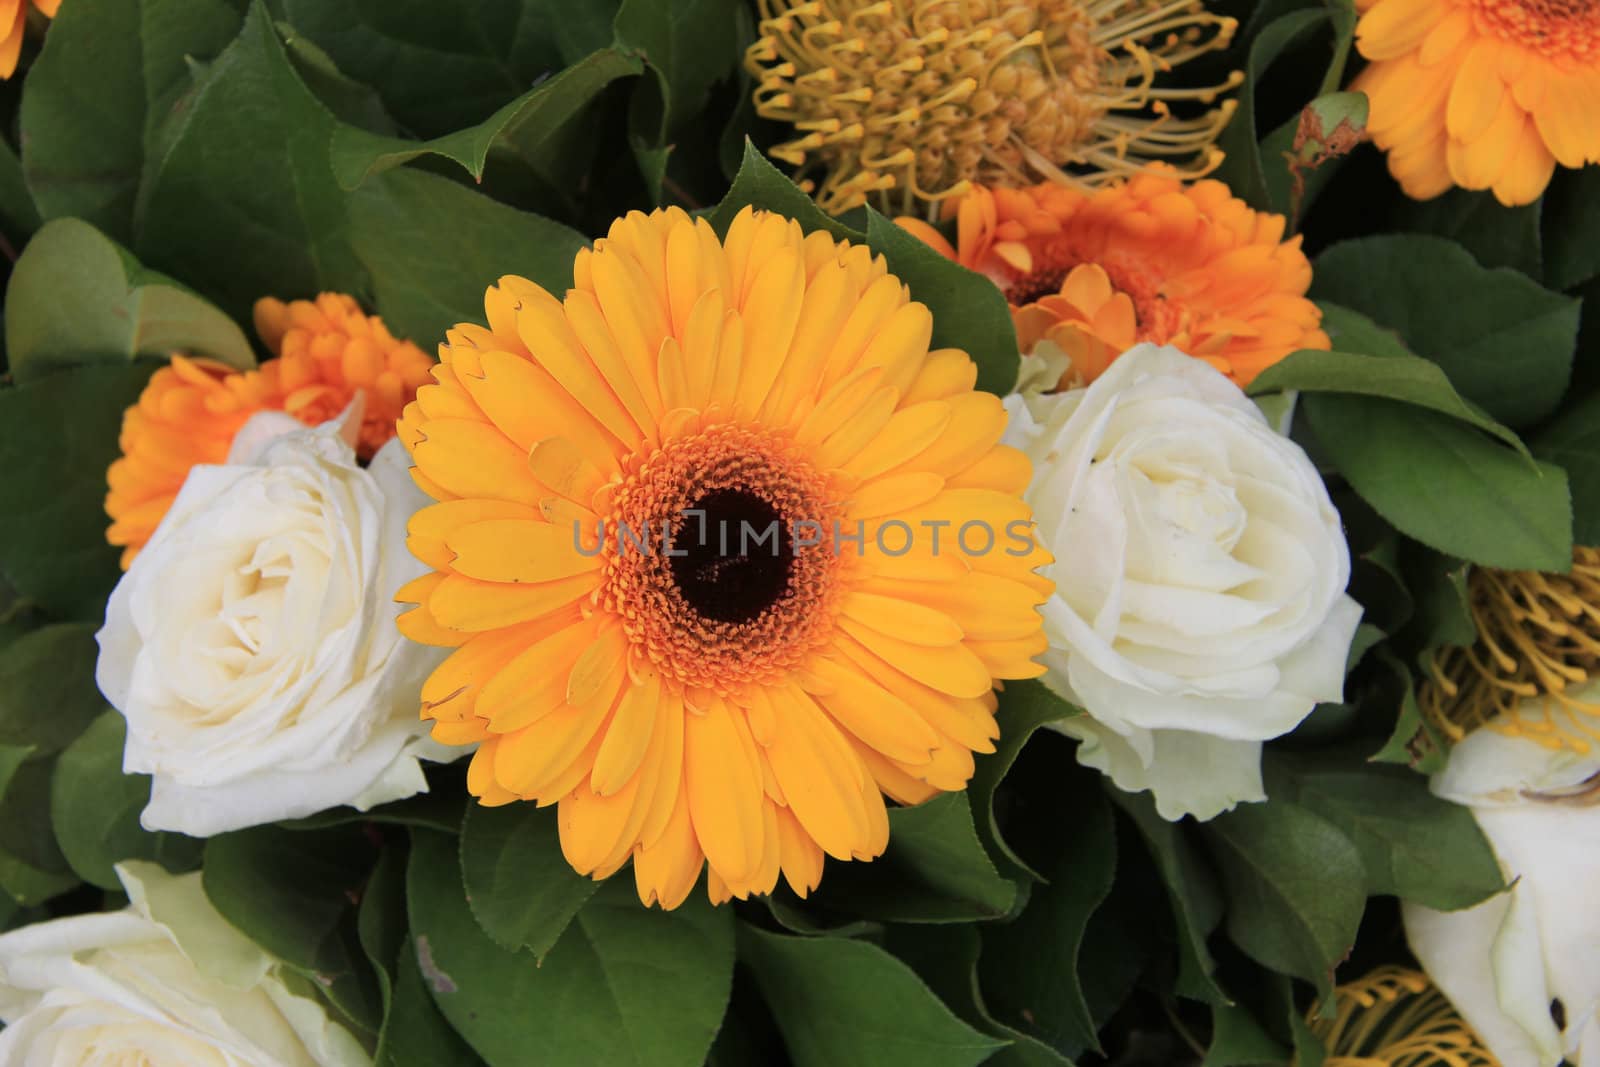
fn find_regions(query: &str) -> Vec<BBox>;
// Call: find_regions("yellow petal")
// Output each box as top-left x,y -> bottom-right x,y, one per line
684,698 -> 766,884
445,519 -> 599,584
412,418 -> 542,505
837,616 -> 993,698
804,652 -> 941,764
429,572 -> 598,632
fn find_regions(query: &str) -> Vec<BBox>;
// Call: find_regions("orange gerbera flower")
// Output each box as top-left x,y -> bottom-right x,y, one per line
2,0 -> 57,79
898,170 -> 1329,386
396,206 -> 1052,909
105,294 -> 432,567
1352,0 -> 1600,206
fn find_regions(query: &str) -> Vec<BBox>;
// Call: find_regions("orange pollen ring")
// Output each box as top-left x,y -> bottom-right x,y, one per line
595,424 -> 844,695
1472,0 -> 1600,58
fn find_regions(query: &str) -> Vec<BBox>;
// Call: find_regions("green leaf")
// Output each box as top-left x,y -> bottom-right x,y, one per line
0,846 -> 79,906
1401,187 -> 1542,278
614,0 -> 741,142
277,0 -> 617,137
203,825 -> 383,1032
6,218 -> 255,382
884,924 -> 1076,1067
361,846 -> 481,1067
328,47 -> 644,190
134,2 -> 367,322
1248,347 -> 1526,457
1314,303 -> 1412,359
457,802 -> 598,960
1543,163 -> 1600,290
710,138 -> 855,240
382,936 -> 484,1067
1203,802 -> 1365,996
408,830 -> 733,1067
979,773 -> 1116,1058
1213,9 -> 1335,214
359,844 -> 407,1011
347,167 -> 588,349
0,747 -> 76,905
279,28 -> 401,134
49,711 -> 202,890
1109,789 -> 1227,1006
1303,394 -> 1572,572
1369,649 -> 1448,775
0,623 -> 107,754
0,365 -> 155,619
280,789 -> 467,834
1264,87 -> 1367,223
738,924 -> 1005,1067
1264,753 -> 1504,910
804,792 -> 1017,922
1311,235 -> 1579,427
0,136 -> 40,246
1201,1001 -> 1289,1067
0,748 -> 34,803
19,0 -> 244,240
1534,391 -> 1600,546
970,680 -> 1081,882
711,142 -> 1021,395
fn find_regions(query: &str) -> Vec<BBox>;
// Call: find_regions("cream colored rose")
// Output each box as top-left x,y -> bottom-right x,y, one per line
96,414 -> 448,837
1004,344 -> 1362,820
0,862 -> 369,1066
1404,702 -> 1600,1067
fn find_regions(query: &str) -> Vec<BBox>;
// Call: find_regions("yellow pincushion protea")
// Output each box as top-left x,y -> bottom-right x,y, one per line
1308,967 -> 1499,1066
395,206 -> 1052,909
1353,0 -> 1600,206
1421,546 -> 1600,754
105,293 -> 433,567
746,0 -> 1242,213
1,0 -> 56,79
899,169 -> 1329,387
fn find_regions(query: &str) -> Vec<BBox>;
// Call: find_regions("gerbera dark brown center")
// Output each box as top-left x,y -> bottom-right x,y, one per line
1006,264 -> 1072,306
669,488 -> 793,624
598,423 -> 844,695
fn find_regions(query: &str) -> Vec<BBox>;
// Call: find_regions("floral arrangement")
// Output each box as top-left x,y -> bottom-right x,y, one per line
0,0 -> 1597,1065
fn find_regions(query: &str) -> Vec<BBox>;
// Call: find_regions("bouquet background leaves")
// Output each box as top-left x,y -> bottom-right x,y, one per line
0,0 -> 1595,1064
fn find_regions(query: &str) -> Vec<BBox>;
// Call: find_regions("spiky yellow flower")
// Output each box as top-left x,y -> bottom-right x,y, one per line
1421,546 -> 1600,754
105,294 -> 432,567
1308,967 -> 1499,1066
1353,0 -> 1600,206
395,206 -> 1052,909
1,0 -> 57,79
746,0 -> 1242,213
899,169 -> 1328,387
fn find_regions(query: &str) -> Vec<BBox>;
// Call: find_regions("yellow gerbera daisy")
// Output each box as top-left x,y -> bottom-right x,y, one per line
396,206 -> 1052,909
1353,0 -> 1600,206
1307,967 -> 1498,1066
745,0 -> 1242,213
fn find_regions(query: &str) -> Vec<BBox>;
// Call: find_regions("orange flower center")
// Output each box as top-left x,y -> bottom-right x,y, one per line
1472,0 -> 1600,60
597,424 -> 844,696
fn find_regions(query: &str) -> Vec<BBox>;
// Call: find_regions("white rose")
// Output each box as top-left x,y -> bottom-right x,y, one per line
1404,703 -> 1600,1067
1004,344 -> 1362,820
0,861 -> 369,1066
96,412 -> 448,837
